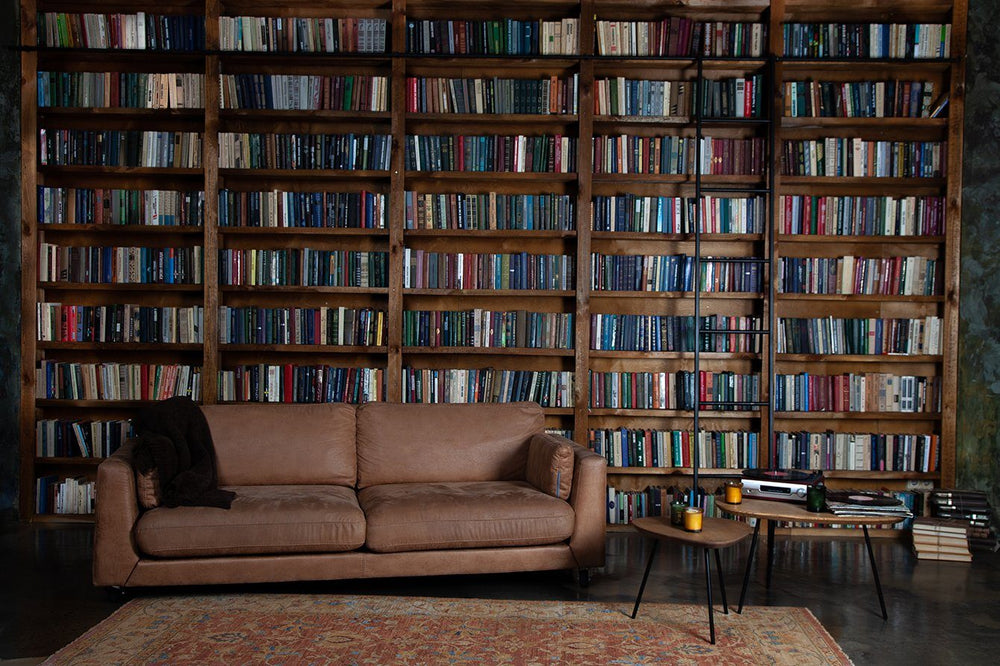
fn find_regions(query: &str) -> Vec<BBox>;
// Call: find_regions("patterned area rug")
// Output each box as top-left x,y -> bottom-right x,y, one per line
44,594 -> 851,665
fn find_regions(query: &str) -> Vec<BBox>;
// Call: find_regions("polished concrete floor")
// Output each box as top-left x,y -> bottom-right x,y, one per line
2,521 -> 1000,664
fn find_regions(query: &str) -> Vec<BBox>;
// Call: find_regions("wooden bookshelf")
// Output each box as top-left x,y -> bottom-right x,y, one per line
19,0 -> 964,524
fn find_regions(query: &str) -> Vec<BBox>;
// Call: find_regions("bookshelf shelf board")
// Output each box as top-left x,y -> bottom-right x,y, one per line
38,283 -> 203,292
219,169 -> 391,179
607,467 -> 745,476
590,351 -> 762,361
821,470 -> 941,480
220,110 -> 392,121
38,166 -> 205,177
39,224 -> 204,235
590,291 -> 764,300
591,174 -> 766,186
403,289 -> 575,297
34,399 -> 193,409
775,354 -> 943,363
219,286 -> 390,295
37,342 -> 204,352
592,232 -> 765,242
38,108 -> 205,121
403,172 -> 578,183
777,234 -> 946,245
776,294 -> 945,304
774,411 -> 943,421
593,116 -> 692,126
403,346 -> 574,356
408,113 -> 579,125
405,229 -> 576,239
400,55 -> 580,67
30,513 -> 95,524
591,57 -> 768,67
221,344 -> 388,354
34,457 -> 104,467
219,227 -> 389,237
587,408 -> 760,418
780,117 -> 949,130
779,176 -> 948,188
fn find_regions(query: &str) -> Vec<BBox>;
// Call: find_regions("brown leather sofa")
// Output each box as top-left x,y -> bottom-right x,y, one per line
93,402 -> 607,589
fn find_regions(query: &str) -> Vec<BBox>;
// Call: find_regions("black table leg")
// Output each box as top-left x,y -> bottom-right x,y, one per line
765,519 -> 776,589
704,548 -> 716,644
863,525 -> 888,620
737,519 -> 760,613
630,539 -> 659,619
714,548 -> 728,614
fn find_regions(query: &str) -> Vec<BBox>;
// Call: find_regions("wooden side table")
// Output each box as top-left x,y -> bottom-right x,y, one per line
631,515 -> 753,644
717,499 -> 904,620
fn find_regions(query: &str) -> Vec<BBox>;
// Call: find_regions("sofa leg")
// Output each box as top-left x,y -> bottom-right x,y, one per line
578,568 -> 591,587
105,586 -> 129,603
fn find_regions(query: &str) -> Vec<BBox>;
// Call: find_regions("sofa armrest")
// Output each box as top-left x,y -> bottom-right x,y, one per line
92,440 -> 142,587
566,441 -> 608,569
526,433 -> 575,499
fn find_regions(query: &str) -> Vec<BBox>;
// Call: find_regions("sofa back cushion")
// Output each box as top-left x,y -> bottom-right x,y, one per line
203,403 -> 357,486
355,402 -> 544,489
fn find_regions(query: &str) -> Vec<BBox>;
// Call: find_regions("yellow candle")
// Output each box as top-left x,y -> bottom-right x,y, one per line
683,507 -> 703,532
724,481 -> 743,504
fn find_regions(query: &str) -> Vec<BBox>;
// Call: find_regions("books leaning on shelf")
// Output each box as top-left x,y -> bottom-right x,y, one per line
911,517 -> 972,562
929,489 -> 999,553
35,475 -> 96,515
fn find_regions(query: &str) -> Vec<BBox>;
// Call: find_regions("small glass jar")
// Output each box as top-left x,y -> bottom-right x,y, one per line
669,500 -> 686,526
724,480 -> 743,504
683,507 -> 704,532
806,483 -> 826,513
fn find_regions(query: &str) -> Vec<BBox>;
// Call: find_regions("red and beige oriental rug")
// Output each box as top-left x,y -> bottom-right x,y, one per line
44,593 -> 851,665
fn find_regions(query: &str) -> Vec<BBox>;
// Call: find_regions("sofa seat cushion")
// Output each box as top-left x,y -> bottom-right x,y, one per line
359,481 -> 575,553
135,485 -> 365,558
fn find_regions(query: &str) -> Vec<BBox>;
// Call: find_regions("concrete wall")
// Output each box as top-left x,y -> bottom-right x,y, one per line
1,2 -> 999,516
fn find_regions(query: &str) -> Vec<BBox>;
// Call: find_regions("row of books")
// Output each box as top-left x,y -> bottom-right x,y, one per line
595,19 -> 766,58
39,129 -> 202,168
38,244 -> 204,285
37,303 -> 204,344
591,253 -> 762,293
407,75 -> 578,116
927,489 -> 997,554
775,316 -> 943,356
219,306 -> 386,347
606,486 -> 720,526
773,372 -> 942,413
912,517 -> 972,562
402,250 -> 574,291
402,310 -> 574,350
774,431 -> 940,474
591,314 -> 763,354
781,138 -> 945,178
405,19 -> 579,56
779,195 -> 945,237
404,192 -> 575,231
37,12 -> 205,51
589,370 -> 760,411
777,255 -> 940,296
218,16 -> 387,53
218,249 -> 388,288
35,361 -> 202,402
218,189 -> 386,229
590,429 -> 759,470
37,71 -> 204,109
698,76 -> 766,119
594,78 -> 690,118
217,365 -> 384,403
402,368 -> 574,406
35,476 -> 95,515
782,23 -> 952,59
593,136 -> 765,175
404,135 -> 576,173
220,74 -> 389,112
783,79 -> 938,119
38,187 -> 204,226
36,419 -> 130,458
218,132 -> 391,171
593,195 -> 765,234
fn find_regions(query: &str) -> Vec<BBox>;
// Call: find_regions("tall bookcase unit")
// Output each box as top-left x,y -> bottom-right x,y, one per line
19,0 -> 965,524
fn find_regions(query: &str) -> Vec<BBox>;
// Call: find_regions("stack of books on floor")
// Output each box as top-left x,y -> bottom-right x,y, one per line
929,489 -> 999,553
911,517 -> 972,562
824,489 -> 913,519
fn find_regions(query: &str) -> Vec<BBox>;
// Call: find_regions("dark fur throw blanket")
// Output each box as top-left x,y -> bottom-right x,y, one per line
132,397 -> 236,509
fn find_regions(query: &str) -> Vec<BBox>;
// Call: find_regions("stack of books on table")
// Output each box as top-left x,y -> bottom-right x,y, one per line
824,489 -> 913,519
911,517 -> 971,562
929,489 -> 999,553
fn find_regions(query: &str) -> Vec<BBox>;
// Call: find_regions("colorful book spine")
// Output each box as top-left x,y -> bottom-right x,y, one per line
402,368 -> 573,406
36,361 -> 202,401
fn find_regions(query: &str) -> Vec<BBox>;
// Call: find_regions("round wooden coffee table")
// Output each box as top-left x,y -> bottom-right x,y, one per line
631,515 -> 753,644
717,498 -> 904,619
